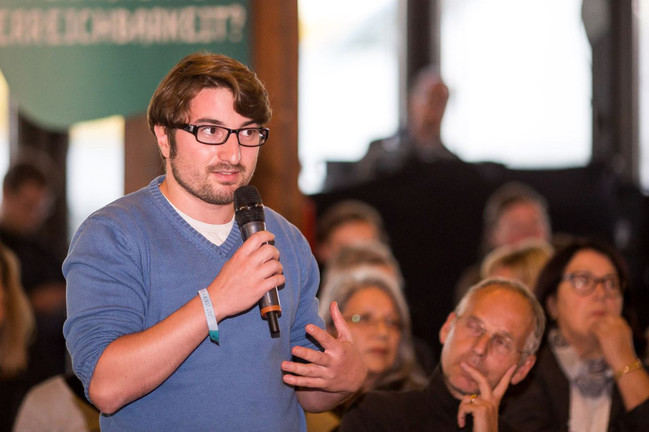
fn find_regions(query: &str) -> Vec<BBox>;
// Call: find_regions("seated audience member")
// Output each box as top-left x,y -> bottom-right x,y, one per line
502,237 -> 649,431
315,200 -> 389,269
455,181 -> 552,304
13,372 -> 100,432
339,278 -> 545,432
480,239 -> 554,294
308,270 -> 428,432
0,245 -> 35,431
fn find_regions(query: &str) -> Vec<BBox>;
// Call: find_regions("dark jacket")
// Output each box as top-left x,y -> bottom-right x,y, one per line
502,343 -> 649,432
339,365 -> 517,432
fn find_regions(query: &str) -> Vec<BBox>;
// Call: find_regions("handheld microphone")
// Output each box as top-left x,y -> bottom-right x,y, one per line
234,185 -> 282,338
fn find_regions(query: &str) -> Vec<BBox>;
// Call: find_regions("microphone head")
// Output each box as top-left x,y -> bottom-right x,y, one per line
234,185 -> 265,224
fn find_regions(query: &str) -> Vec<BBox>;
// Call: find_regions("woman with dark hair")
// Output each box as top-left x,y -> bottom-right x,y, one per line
503,237 -> 649,431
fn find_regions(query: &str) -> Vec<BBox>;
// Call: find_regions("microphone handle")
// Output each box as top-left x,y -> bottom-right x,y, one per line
260,285 -> 281,338
240,220 -> 282,337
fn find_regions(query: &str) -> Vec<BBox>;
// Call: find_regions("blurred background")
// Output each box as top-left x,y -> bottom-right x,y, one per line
1,0 -> 646,229
0,0 -> 647,355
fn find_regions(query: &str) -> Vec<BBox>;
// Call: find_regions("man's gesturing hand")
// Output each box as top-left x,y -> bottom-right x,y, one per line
281,301 -> 367,394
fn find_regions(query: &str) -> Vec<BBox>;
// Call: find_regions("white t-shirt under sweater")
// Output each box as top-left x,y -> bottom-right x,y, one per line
165,198 -> 234,246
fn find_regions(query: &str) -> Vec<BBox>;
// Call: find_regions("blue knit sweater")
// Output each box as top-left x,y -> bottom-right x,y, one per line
63,176 -> 323,432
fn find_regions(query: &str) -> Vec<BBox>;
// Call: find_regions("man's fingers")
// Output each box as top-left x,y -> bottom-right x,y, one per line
461,362 -> 491,397
302,303 -> 351,352
329,301 -> 354,342
493,364 -> 517,400
303,324 -> 335,351
457,394 -> 477,428
290,344 -> 327,365
281,358 -> 330,389
240,230 -> 276,253
281,370 -> 326,389
281,359 -> 316,377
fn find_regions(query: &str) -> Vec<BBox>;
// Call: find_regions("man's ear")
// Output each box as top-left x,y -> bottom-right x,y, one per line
154,125 -> 171,159
439,312 -> 457,345
511,354 -> 536,385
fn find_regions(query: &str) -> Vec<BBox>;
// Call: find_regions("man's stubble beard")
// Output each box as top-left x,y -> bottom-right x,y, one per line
170,162 -> 248,205
168,133 -> 256,205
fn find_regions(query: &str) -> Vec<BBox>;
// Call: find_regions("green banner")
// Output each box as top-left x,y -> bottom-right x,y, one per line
0,0 -> 250,130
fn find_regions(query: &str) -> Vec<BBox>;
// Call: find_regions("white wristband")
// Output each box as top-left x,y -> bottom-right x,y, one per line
198,288 -> 219,344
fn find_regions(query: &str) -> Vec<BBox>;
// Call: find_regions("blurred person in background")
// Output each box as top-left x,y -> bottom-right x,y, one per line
314,199 -> 389,271
319,241 -> 435,375
308,270 -> 428,432
480,239 -> 554,295
0,162 -> 67,383
0,244 -> 35,431
353,66 -> 457,183
455,181 -> 552,304
503,237 -> 649,431
319,241 -> 403,300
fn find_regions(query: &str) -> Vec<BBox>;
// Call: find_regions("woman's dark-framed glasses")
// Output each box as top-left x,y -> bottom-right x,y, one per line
561,271 -> 622,297
180,124 -> 269,147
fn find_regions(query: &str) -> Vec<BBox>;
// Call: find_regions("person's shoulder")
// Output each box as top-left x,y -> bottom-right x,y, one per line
263,206 -> 305,239
262,207 -> 313,259
110,175 -> 165,210
363,133 -> 406,160
70,177 -> 172,247
84,176 -> 166,224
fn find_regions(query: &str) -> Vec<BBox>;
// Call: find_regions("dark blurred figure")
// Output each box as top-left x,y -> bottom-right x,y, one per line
480,239 -> 554,296
315,199 -> 390,274
454,181 -> 552,304
319,241 -> 404,298
326,65 -> 456,190
0,244 -> 35,432
0,162 -> 67,384
356,66 -> 456,177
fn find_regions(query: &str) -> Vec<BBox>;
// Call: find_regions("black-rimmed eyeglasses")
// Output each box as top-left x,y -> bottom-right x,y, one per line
180,124 -> 269,147
561,271 -> 622,297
